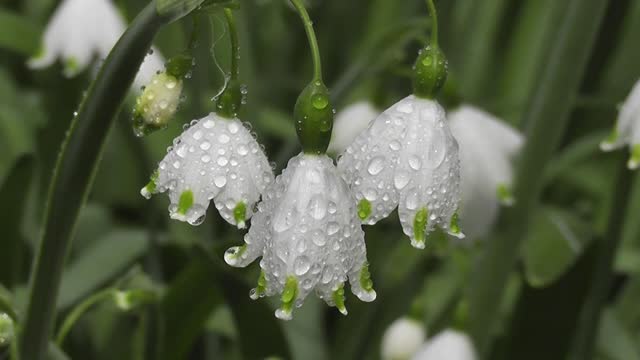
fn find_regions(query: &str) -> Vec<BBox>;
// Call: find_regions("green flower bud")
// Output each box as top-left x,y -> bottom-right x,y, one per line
0,312 -> 14,346
113,289 -> 158,312
412,45 -> 448,99
294,80 -> 334,154
132,53 -> 193,137
216,79 -> 244,119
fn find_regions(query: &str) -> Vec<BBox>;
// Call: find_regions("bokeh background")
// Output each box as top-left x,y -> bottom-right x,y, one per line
1,0 -> 640,359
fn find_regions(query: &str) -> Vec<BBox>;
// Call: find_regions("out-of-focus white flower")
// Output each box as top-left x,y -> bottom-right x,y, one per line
381,317 -> 426,360
28,0 -> 164,88
411,330 -> 477,360
327,101 -> 379,155
224,153 -> 376,320
141,113 -> 274,228
600,80 -> 640,169
338,95 -> 463,249
449,105 -> 524,239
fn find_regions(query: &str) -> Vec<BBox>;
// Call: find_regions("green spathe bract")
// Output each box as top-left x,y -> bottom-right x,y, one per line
294,80 -> 334,154
413,45 -> 448,99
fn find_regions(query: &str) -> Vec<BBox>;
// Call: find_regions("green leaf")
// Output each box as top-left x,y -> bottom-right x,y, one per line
160,254 -> 222,360
596,309 -> 640,360
0,156 -> 34,288
468,0 -> 610,352
46,342 -> 70,360
0,9 -> 41,56
523,207 -> 594,288
57,229 -> 149,310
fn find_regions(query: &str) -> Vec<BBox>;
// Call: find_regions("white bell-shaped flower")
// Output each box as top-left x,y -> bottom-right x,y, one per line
381,317 -> 426,360
600,80 -> 640,169
327,101 -> 379,155
0,312 -> 14,346
28,0 -> 164,88
133,71 -> 184,137
338,95 -> 463,249
224,153 -> 376,320
411,330 -> 477,360
449,105 -> 524,239
141,113 -> 274,228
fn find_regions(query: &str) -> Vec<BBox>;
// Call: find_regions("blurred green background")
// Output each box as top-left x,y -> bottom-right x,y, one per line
1,0 -> 640,359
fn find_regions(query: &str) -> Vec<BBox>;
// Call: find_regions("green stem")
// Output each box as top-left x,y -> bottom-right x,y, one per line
288,0 -> 323,81
18,3 -> 168,360
568,159 -> 634,360
223,8 -> 240,81
425,0 -> 438,46
55,288 -> 117,346
467,0 -> 610,355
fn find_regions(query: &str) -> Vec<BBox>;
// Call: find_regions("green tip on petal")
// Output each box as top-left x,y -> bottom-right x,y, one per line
332,284 -> 347,315
601,128 -> 619,150
448,211 -> 464,239
628,144 -> 640,170
359,263 -> 374,292
233,202 -> 247,228
497,184 -> 515,206
413,208 -> 428,248
357,199 -> 372,221
276,276 -> 298,320
141,170 -> 159,199
64,57 -> 80,77
177,190 -> 194,215
250,270 -> 267,300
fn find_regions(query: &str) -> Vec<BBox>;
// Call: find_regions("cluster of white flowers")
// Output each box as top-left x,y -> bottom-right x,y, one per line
31,0 -> 531,321
29,0 -> 164,89
381,319 -> 476,360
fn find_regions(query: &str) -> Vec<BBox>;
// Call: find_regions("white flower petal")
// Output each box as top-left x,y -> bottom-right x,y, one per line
411,330 -> 477,360
340,96 -> 462,247
143,114 -> 273,227
602,80 -> 640,152
134,49 -> 166,91
449,105 -> 523,239
328,101 -> 379,155
226,153 -> 375,319
381,317 -> 426,360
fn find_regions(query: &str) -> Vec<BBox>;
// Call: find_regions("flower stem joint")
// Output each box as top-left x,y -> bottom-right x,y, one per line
132,53 -> 194,137
413,45 -> 448,99
294,80 -> 334,154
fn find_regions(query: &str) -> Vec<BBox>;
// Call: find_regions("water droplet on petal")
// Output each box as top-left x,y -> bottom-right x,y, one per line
367,156 -> 385,175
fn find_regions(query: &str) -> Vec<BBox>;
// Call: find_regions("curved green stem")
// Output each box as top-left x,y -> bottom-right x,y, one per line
223,8 -> 240,80
55,288 -> 117,346
425,0 -> 438,46
288,0 -> 323,81
18,3 -> 170,359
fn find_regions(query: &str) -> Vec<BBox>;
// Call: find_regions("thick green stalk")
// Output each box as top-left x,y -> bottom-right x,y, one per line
467,0 -> 609,355
224,8 -> 240,81
568,160 -> 635,360
18,4 -> 167,359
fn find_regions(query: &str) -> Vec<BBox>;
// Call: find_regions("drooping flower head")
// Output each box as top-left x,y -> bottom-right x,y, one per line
381,317 -> 427,360
338,0 -> 463,249
411,330 -> 477,360
327,101 -> 379,155
338,96 -> 463,248
28,0 -> 164,87
600,80 -> 640,169
225,154 -> 376,320
141,8 -> 273,228
449,105 -> 524,239
141,112 -> 273,228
